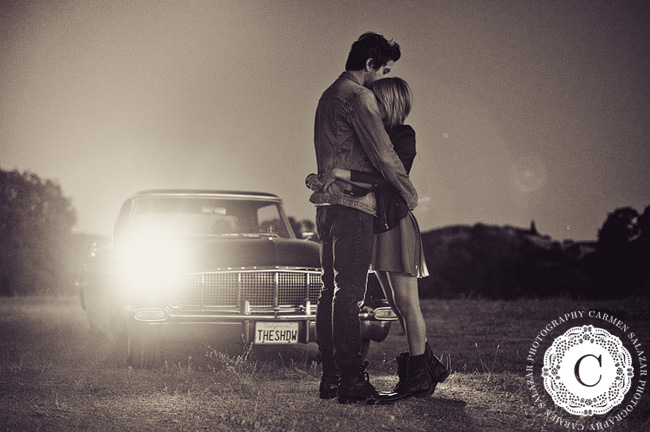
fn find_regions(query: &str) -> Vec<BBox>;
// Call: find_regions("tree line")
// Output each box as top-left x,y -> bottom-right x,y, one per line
1,166 -> 648,298
0,168 -> 80,296
416,207 -> 650,299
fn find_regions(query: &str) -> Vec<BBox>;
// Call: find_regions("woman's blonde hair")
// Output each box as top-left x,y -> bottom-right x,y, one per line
369,77 -> 412,130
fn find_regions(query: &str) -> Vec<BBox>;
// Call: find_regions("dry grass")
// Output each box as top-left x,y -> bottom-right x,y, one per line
1,295 -> 649,431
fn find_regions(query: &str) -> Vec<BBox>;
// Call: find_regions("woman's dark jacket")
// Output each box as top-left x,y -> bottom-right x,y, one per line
350,125 -> 416,233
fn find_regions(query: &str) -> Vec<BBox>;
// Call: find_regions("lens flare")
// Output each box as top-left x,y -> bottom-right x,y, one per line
511,155 -> 547,192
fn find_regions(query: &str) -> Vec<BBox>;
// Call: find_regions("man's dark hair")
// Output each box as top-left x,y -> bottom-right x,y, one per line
345,32 -> 401,71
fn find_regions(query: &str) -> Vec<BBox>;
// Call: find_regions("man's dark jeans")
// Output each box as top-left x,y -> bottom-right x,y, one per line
315,205 -> 375,377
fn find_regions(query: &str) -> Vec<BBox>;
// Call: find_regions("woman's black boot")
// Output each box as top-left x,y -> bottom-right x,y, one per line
378,353 -> 434,403
402,353 -> 435,398
391,352 -> 408,392
425,341 -> 449,393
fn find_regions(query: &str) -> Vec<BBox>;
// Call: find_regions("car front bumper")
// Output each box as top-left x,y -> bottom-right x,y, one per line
123,305 -> 397,346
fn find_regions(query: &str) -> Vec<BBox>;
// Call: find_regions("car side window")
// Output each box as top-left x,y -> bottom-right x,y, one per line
113,200 -> 133,241
210,214 -> 240,234
257,204 -> 289,237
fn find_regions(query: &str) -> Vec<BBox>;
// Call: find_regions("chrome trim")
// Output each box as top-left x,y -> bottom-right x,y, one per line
273,271 -> 279,310
133,308 -> 168,322
166,313 -> 317,321
131,190 -> 282,203
372,306 -> 399,321
305,299 -> 311,316
169,267 -> 322,312
237,272 -> 242,311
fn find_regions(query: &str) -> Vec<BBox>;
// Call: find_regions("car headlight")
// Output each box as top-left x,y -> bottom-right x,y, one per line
116,233 -> 186,299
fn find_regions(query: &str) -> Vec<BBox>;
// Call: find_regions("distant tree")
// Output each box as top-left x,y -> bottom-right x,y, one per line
298,219 -> 318,241
300,219 -> 316,234
259,218 -> 289,237
636,205 -> 650,245
418,223 -> 590,299
597,207 -> 639,246
288,217 -> 318,241
0,168 -> 77,296
287,217 -> 300,237
590,206 -> 649,298
631,205 -> 650,294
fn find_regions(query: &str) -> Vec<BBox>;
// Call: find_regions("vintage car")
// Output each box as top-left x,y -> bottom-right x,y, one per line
78,189 -> 397,367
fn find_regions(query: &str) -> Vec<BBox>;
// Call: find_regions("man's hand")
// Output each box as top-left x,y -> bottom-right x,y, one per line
320,171 -> 338,192
305,173 -> 324,192
305,169 -> 357,193
305,172 -> 337,193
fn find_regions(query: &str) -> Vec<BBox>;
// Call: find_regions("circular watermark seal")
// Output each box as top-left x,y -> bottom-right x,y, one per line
542,325 -> 633,416
525,310 -> 647,430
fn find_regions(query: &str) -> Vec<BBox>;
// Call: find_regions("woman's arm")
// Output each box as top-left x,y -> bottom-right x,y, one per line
349,170 -> 387,187
311,127 -> 416,193
345,126 -> 417,188
331,168 -> 375,188
305,170 -> 374,193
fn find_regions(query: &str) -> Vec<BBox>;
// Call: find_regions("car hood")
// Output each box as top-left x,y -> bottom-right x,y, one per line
175,236 -> 320,272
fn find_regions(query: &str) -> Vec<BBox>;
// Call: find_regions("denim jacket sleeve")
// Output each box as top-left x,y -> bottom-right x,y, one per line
350,170 -> 385,187
348,90 -> 418,210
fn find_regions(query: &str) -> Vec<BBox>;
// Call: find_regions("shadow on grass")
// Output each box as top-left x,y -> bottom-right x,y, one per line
383,395 -> 474,431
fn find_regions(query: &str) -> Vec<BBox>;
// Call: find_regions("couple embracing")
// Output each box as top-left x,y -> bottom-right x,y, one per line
306,32 -> 449,405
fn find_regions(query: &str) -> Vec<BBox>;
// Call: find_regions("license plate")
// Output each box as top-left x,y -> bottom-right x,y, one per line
254,321 -> 299,344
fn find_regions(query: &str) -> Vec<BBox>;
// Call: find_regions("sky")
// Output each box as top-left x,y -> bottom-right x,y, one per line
1,0 -> 649,242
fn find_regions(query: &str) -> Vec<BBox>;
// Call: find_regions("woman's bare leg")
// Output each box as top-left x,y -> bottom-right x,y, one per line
387,272 -> 427,356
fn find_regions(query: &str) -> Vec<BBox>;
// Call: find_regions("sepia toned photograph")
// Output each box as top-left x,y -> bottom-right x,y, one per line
1,1 -> 649,430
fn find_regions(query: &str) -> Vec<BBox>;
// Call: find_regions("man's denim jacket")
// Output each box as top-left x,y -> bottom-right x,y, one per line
310,72 -> 418,216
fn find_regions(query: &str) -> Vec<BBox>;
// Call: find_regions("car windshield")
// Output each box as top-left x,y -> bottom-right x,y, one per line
126,196 -> 291,238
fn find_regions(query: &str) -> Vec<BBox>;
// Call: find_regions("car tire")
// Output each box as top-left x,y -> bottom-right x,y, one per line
127,332 -> 162,368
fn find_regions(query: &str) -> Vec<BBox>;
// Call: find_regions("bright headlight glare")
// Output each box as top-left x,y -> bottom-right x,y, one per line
116,233 -> 186,296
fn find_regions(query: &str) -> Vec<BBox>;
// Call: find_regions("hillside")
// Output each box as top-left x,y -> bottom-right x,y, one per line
418,223 -> 596,299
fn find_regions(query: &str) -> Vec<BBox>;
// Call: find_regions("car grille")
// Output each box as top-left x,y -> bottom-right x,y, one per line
170,269 -> 322,309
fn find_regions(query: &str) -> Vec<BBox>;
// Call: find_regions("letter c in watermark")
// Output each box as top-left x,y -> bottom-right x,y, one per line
574,354 -> 602,387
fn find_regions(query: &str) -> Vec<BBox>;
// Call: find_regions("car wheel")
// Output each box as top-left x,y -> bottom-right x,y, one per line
361,338 -> 371,360
127,332 -> 162,368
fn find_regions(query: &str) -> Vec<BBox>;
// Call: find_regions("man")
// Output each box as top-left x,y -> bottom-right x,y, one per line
310,32 -> 418,404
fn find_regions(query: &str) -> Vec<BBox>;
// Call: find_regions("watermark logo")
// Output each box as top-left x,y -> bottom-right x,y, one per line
542,325 -> 633,416
526,310 -> 647,430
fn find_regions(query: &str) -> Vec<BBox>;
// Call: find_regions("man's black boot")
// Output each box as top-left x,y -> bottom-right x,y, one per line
319,374 -> 340,399
337,361 -> 378,404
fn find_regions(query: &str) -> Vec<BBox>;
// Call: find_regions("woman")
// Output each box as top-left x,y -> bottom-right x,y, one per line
306,77 -> 448,401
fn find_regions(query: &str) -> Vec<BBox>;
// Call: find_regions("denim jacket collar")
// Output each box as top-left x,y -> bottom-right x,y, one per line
340,71 -> 361,86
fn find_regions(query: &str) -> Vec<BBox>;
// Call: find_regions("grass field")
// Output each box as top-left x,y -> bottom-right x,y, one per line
1,296 -> 649,431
